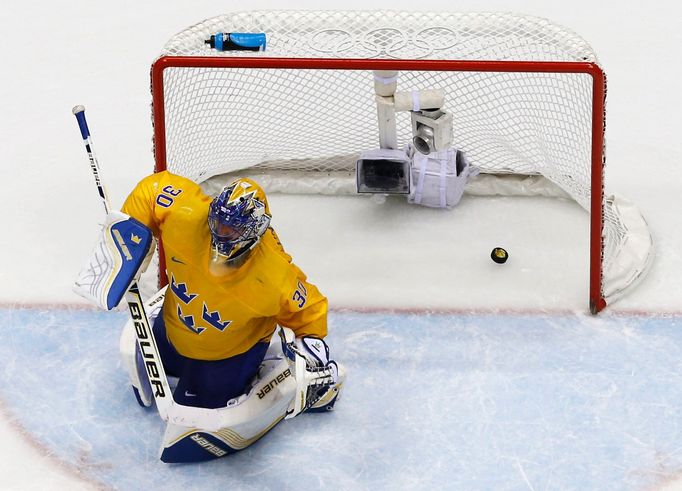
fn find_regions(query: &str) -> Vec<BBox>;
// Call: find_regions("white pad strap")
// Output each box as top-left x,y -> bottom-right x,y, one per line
74,211 -> 155,310
373,73 -> 399,85
439,150 -> 451,208
413,152 -> 428,205
411,90 -> 421,112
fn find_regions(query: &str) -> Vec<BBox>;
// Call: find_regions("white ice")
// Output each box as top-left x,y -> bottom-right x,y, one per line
1,0 -> 682,489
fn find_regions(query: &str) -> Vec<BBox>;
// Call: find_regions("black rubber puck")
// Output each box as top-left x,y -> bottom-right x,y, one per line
491,247 -> 508,264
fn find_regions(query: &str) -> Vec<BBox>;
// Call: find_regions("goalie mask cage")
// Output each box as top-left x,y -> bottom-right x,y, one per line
150,11 -> 653,313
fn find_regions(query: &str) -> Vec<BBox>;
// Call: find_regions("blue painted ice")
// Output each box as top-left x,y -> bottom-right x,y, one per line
2,308 -> 681,490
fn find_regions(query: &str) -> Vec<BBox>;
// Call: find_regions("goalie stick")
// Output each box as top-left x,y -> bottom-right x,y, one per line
72,105 -> 222,430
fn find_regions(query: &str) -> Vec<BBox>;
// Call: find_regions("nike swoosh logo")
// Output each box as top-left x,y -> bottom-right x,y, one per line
184,390 -> 196,397
171,256 -> 186,265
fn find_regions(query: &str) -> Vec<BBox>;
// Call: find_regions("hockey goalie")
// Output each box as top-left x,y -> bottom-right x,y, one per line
75,172 -> 345,463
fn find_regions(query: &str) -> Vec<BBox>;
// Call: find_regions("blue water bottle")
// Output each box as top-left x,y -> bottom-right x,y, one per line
205,33 -> 266,51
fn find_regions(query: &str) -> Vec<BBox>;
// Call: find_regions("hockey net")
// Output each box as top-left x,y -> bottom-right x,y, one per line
150,11 -> 653,313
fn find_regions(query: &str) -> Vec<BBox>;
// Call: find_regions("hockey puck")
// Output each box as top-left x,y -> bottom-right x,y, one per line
491,247 -> 508,264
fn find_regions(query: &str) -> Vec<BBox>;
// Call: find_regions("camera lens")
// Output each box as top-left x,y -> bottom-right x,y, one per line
413,124 -> 434,154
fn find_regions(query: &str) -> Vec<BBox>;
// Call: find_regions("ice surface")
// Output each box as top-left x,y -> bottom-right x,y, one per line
2,0 -> 682,489
3,308 -> 682,490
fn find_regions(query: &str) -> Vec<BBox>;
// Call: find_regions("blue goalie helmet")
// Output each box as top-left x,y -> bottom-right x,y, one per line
208,178 -> 271,262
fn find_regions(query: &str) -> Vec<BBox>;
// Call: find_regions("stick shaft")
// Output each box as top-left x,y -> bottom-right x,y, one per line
72,105 -> 111,214
72,105 -> 174,418
72,106 -> 228,431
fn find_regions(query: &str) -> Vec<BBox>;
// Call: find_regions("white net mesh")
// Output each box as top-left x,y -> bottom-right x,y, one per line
162,11 -> 597,62
158,11 -> 598,208
160,67 -> 594,207
152,11 -> 653,310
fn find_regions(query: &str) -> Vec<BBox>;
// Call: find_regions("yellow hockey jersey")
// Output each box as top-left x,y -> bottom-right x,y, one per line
121,171 -> 327,360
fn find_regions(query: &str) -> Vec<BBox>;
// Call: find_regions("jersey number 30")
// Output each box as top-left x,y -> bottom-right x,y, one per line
156,185 -> 183,208
292,281 -> 307,308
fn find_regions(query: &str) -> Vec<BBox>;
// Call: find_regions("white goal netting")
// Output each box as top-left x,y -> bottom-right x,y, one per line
152,11 -> 653,311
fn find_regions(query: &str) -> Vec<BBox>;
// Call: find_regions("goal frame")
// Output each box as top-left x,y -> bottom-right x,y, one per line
150,56 -> 607,313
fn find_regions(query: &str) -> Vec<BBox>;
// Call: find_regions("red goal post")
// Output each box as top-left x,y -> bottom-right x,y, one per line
148,11 -> 653,313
